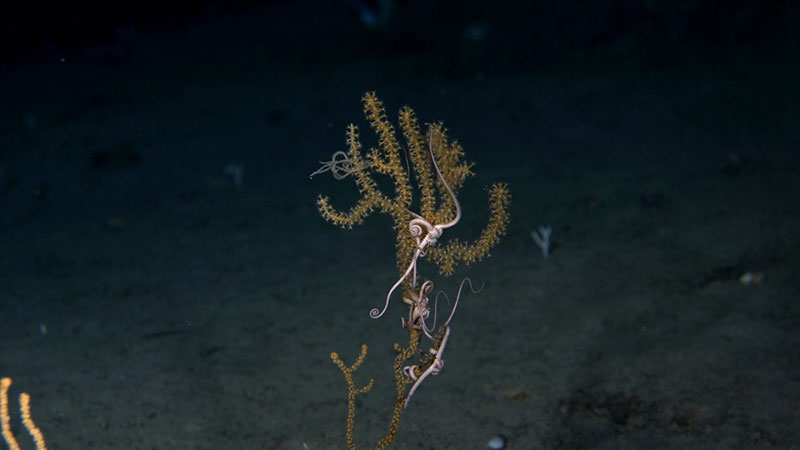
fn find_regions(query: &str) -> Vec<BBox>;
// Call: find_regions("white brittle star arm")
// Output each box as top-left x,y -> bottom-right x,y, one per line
370,247 -> 422,319
404,325 -> 450,408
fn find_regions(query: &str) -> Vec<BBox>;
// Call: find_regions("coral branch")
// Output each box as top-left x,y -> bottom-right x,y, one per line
331,346 -> 374,450
1,377 -> 47,450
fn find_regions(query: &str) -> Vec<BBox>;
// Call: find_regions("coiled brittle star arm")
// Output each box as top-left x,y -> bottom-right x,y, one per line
369,131 -> 462,319
401,278 -> 480,408
309,150 -> 370,180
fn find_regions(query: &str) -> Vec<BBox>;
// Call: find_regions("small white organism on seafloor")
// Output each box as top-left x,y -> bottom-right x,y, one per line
224,162 -> 244,189
739,271 -> 764,285
531,225 -> 552,258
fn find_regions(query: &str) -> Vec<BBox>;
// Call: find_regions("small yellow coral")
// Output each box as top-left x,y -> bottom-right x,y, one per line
331,346 -> 374,450
1,377 -> 47,450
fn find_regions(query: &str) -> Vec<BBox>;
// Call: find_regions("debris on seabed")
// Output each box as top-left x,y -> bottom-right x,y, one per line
739,271 -> 764,285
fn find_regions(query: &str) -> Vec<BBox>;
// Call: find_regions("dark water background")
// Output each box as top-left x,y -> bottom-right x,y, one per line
1,1 -> 798,448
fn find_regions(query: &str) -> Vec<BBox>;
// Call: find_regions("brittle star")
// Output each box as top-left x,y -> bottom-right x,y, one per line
369,130 -> 462,319
401,277 -> 481,408
308,150 -> 368,180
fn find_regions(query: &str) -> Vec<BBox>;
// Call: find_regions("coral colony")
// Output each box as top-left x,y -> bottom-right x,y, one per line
314,92 -> 510,449
1,377 -> 47,450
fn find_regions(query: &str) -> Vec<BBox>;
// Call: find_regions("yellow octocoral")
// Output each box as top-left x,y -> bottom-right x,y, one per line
317,92 -> 511,279
1,377 -> 47,450
375,329 -> 420,450
318,92 -> 511,450
331,346 -> 374,450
